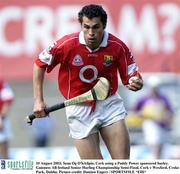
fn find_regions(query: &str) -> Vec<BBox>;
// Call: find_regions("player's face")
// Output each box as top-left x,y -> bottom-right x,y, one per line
81,16 -> 104,50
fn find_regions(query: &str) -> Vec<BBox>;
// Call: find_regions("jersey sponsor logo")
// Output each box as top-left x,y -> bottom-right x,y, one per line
103,55 -> 113,66
72,54 -> 84,66
88,54 -> 98,57
79,65 -> 98,83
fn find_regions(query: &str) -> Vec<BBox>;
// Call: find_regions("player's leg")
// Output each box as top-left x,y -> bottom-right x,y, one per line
100,120 -> 130,159
73,132 -> 103,159
142,120 -> 165,159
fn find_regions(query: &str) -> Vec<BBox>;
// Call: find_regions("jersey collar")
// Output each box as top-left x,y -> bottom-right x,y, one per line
79,31 -> 109,51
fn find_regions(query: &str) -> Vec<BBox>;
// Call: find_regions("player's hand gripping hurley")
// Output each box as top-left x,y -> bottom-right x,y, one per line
27,77 -> 110,125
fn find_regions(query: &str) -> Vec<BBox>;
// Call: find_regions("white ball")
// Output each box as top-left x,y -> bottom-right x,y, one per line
128,76 -> 139,84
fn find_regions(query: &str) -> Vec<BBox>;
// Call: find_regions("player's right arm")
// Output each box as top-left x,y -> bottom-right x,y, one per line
33,64 -> 47,117
32,36 -> 69,117
32,40 -> 60,117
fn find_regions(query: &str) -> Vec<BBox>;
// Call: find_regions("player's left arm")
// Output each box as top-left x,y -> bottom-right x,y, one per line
117,43 -> 143,91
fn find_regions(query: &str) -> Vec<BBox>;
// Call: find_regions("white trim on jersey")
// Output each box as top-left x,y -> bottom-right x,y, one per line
128,63 -> 139,75
38,49 -> 53,65
79,31 -> 109,48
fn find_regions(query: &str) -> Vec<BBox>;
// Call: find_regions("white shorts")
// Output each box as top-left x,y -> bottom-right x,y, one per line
0,117 -> 12,142
142,120 -> 168,145
65,93 -> 127,139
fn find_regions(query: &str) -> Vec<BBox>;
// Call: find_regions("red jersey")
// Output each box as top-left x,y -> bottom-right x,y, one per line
0,80 -> 14,112
35,31 -> 140,99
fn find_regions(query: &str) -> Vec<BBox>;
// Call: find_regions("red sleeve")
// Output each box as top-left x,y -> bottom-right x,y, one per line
34,33 -> 79,74
34,38 -> 65,73
117,41 -> 141,85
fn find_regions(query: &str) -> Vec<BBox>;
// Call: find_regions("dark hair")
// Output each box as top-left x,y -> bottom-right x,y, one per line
78,4 -> 107,29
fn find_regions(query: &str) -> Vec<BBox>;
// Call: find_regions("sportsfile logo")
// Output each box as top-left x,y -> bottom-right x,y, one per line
1,160 -> 6,169
1,160 -> 34,170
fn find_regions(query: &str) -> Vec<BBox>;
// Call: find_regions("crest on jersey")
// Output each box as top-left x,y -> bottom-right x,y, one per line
103,55 -> 113,66
72,55 -> 83,66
